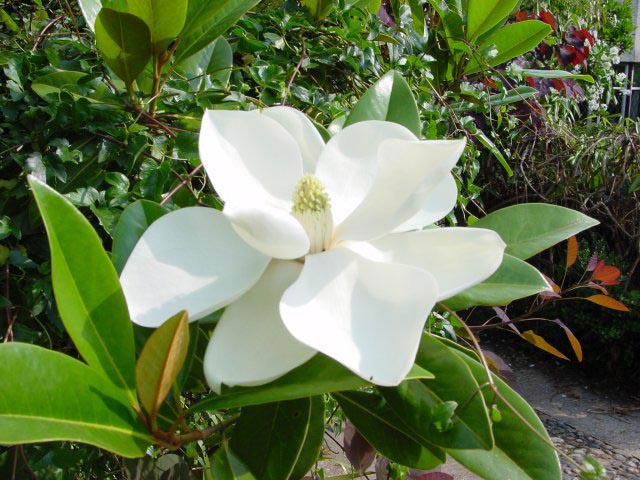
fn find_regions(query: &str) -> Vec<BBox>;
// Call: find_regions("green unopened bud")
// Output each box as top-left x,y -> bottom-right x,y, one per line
291,175 -> 333,254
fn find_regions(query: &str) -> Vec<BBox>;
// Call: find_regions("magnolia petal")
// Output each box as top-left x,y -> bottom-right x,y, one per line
224,203 -> 310,259
315,121 -> 416,226
260,106 -> 325,174
204,260 -> 316,393
280,248 -> 438,386
393,173 -> 458,232
336,139 -> 466,242
120,207 -> 270,328
369,227 -> 506,301
199,110 -> 303,209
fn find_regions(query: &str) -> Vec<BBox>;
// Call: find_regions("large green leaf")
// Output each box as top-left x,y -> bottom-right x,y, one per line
178,37 -> 233,91
211,442 -> 257,479
191,355 -> 368,412
78,0 -> 102,31
344,70 -> 421,137
466,0 -> 519,41
128,0 -> 188,52
0,343 -> 151,457
112,200 -> 169,274
175,0 -> 261,63
465,21 -> 552,75
29,177 -> 137,403
230,397 -> 325,480
190,354 -> 432,413
472,203 -> 599,259
95,8 -> 152,86
444,254 -> 549,310
335,391 -> 445,470
78,0 -> 128,30
289,397 -> 326,479
380,333 -> 493,450
135,311 -> 189,419
442,340 -> 562,480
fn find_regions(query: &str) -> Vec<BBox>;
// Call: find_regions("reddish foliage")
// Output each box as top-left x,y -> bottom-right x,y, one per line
590,261 -> 622,286
538,10 -> 557,30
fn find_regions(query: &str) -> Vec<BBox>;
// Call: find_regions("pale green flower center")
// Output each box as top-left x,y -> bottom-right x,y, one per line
292,175 -> 333,254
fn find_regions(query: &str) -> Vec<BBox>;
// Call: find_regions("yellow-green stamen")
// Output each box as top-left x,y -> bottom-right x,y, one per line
292,175 -> 333,254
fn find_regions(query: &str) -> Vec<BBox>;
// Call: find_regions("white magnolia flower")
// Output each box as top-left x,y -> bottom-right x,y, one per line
120,107 -> 506,392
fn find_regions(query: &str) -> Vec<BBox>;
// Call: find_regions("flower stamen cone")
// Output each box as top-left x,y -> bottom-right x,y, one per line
292,175 -> 333,254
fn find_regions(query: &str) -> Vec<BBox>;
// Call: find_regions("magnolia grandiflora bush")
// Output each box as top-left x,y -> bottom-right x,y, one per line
120,107 -> 506,391
0,77 -> 600,480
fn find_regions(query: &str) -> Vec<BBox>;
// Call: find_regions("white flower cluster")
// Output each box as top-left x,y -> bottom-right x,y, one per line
586,84 -> 607,112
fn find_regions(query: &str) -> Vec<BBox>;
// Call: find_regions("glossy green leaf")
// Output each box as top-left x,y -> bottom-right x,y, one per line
175,0 -> 261,63
472,203 -> 599,259
474,130 -> 513,176
179,38 -> 233,91
465,21 -> 552,74
407,0 -> 425,35
289,397 -> 326,479
452,86 -> 538,112
0,343 -> 151,457
521,68 -> 594,83
302,0 -> 333,22
230,397 -> 325,480
128,0 -> 188,52
210,441 -> 257,480
380,333 -> 493,450
427,0 -> 464,41
135,310 -> 190,418
190,354 -> 369,412
208,37 -> 233,84
344,70 -> 421,137
466,0 -> 519,41
78,0 -> 102,30
335,391 -> 445,470
442,340 -> 562,480
28,176 -> 137,403
444,254 -> 549,310
95,8 -> 152,86
31,71 -> 117,105
112,200 -> 169,274
0,8 -> 19,32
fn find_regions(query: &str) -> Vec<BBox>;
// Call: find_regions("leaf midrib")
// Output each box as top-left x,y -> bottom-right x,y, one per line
51,221 -> 136,407
0,413 -> 152,442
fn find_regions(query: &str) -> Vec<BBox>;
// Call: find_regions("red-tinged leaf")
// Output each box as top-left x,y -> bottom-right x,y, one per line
492,306 -> 520,334
586,282 -> 608,295
542,274 -> 561,293
538,10 -> 557,30
566,236 -> 578,268
515,10 -> 532,22
585,295 -> 629,312
520,330 -> 570,361
551,319 -> 583,362
415,473 -> 454,480
586,254 -> 598,271
135,310 -> 190,419
540,290 -> 561,300
343,422 -> 376,473
591,264 -> 621,284
482,349 -> 517,387
593,259 -> 605,271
